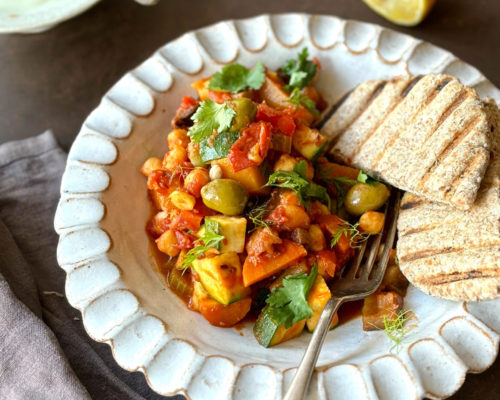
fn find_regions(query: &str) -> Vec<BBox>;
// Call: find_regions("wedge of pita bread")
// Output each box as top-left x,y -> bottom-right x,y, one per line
320,74 -> 491,210
396,99 -> 500,301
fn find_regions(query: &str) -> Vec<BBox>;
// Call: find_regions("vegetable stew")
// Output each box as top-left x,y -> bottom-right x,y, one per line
141,48 -> 409,347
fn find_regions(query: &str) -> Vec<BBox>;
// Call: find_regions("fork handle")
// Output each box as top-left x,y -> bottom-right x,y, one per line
283,297 -> 344,400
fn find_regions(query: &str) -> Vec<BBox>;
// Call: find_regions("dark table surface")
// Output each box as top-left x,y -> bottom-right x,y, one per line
1,0 -> 499,399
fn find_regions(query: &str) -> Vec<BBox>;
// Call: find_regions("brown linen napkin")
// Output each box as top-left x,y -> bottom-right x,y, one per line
0,131 -> 180,400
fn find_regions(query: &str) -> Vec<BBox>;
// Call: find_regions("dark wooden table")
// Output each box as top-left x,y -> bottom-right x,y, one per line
1,0 -> 498,399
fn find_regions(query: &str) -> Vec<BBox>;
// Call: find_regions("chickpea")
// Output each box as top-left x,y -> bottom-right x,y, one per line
156,230 -> 179,257
163,146 -> 187,170
167,129 -> 189,149
184,168 -> 211,197
169,190 -> 196,210
359,211 -> 385,235
140,157 -> 162,177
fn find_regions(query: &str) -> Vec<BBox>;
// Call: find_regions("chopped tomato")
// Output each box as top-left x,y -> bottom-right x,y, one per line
317,214 -> 355,268
173,230 -> 196,250
266,191 -> 310,231
208,90 -> 233,104
284,107 -> 315,126
267,204 -> 310,231
146,212 -> 170,238
245,227 -> 282,257
192,198 -> 217,217
170,210 -> 203,232
256,103 -> 296,136
228,121 -> 271,172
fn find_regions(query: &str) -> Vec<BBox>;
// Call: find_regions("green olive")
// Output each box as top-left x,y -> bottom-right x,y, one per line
229,98 -> 257,133
344,182 -> 390,216
201,179 -> 249,215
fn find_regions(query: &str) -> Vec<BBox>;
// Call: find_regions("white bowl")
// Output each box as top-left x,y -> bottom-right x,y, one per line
55,14 -> 500,400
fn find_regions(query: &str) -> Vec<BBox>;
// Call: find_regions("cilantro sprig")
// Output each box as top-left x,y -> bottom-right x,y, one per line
288,88 -> 320,117
188,100 -> 236,143
208,61 -> 266,93
373,309 -> 416,353
281,48 -> 317,91
265,160 -> 330,208
182,220 -> 224,269
266,264 -> 318,328
247,201 -> 270,233
331,222 -> 370,248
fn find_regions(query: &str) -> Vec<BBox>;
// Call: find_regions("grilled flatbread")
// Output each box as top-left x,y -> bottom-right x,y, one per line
396,99 -> 500,301
321,74 -> 491,210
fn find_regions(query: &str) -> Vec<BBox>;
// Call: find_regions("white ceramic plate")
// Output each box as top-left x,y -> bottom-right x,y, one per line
55,14 -> 500,400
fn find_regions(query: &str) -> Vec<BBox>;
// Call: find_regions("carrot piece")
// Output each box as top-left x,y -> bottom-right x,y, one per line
243,240 -> 307,287
199,297 -> 252,327
320,161 -> 360,181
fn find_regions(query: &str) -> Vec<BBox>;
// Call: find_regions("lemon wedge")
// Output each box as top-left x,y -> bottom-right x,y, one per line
362,0 -> 437,26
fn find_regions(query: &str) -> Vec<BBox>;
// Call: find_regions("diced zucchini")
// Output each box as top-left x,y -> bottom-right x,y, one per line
292,124 -> 328,161
212,158 -> 269,195
192,252 -> 250,305
254,307 -> 306,347
271,133 -> 292,153
201,216 -> 247,253
306,275 -> 339,332
188,141 -> 207,167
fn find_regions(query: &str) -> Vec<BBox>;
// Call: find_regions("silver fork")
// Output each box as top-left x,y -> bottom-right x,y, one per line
283,190 -> 401,400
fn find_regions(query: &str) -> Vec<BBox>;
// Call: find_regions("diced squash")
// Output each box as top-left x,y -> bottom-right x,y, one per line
258,75 -> 290,109
254,306 -> 305,347
362,291 -> 403,331
318,161 -> 360,181
212,158 -> 269,195
199,216 -> 247,253
191,78 -> 209,101
292,124 -> 328,161
167,267 -> 193,298
192,282 -> 251,327
192,252 -> 250,305
306,275 -> 338,331
243,240 -> 307,287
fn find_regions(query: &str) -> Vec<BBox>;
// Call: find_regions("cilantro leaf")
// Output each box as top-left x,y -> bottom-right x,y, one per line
208,61 -> 266,93
293,159 -> 309,179
266,264 -> 318,328
182,220 -> 224,268
199,131 -> 239,162
281,48 -> 317,91
188,100 -> 236,143
288,88 -> 320,117
266,164 -> 331,208
357,170 -> 377,186
245,61 -> 266,90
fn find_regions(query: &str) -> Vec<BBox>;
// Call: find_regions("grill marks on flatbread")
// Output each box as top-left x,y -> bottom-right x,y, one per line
396,99 -> 500,301
321,74 -> 491,210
